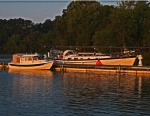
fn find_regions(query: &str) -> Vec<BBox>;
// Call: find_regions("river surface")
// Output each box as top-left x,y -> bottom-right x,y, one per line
0,54 -> 12,63
0,69 -> 150,116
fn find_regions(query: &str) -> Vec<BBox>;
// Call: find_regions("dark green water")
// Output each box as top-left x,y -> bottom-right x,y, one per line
0,69 -> 150,116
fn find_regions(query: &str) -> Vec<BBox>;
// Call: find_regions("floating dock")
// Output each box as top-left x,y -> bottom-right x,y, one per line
53,64 -> 150,75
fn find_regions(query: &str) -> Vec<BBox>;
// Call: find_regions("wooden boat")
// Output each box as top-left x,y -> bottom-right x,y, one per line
8,53 -> 53,70
52,50 -> 137,66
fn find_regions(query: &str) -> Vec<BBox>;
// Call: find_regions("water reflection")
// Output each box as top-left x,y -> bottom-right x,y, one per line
1,70 -> 150,116
8,69 -> 53,77
61,72 -> 150,115
62,73 -> 137,98
8,69 -> 54,105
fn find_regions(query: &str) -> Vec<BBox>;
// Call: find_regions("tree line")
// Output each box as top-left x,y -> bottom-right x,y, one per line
0,0 -> 149,54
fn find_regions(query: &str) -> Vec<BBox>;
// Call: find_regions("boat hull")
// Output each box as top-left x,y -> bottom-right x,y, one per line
8,61 -> 53,70
56,57 -> 136,66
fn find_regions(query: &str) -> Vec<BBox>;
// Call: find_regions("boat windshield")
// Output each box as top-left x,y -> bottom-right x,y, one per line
49,50 -> 63,59
63,50 -> 77,56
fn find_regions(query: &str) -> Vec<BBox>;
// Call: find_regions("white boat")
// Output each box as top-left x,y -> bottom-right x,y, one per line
8,53 -> 53,70
53,50 -> 137,66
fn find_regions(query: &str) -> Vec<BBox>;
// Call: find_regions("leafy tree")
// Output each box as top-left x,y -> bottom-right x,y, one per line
3,34 -> 20,53
0,1 -> 150,54
108,1 -> 136,46
19,32 -> 41,53
54,1 -> 114,47
142,2 -> 150,46
132,1 -> 150,46
65,1 -> 103,46
42,19 -> 53,33
53,16 -> 68,46
38,31 -> 55,53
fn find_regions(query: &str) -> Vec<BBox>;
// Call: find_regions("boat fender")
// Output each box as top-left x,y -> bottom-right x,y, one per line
96,59 -> 102,65
53,60 -> 57,65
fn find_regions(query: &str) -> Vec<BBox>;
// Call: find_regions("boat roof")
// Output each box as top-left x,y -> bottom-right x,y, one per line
78,52 -> 94,55
13,53 -> 43,57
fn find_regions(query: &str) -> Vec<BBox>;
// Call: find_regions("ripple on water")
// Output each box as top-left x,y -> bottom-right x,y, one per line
0,71 -> 150,116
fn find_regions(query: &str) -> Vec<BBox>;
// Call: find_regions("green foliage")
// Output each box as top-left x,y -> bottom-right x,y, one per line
4,34 -> 20,53
0,1 -> 149,54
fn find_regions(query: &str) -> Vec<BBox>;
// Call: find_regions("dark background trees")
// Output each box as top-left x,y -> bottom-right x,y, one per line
0,1 -> 149,54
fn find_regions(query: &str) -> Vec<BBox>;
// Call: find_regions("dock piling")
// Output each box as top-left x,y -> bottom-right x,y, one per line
137,55 -> 143,66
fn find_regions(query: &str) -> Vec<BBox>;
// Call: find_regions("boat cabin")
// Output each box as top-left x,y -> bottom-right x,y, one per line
49,50 -> 63,59
62,50 -> 111,60
12,53 -> 46,63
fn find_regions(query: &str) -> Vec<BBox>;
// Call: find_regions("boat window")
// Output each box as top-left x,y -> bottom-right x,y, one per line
58,55 -> 63,59
21,58 -> 25,61
20,57 -> 32,61
74,58 -> 78,60
50,50 -> 63,58
38,56 -> 44,60
28,57 -> 32,61
68,51 -> 74,55
33,57 -> 38,60
25,58 -> 28,61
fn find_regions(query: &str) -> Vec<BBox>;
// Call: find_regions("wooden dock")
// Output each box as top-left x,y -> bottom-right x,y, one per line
52,64 -> 150,75
0,62 -> 8,69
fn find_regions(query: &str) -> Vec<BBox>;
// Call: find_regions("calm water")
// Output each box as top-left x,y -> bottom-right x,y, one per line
0,54 -> 12,62
0,69 -> 150,116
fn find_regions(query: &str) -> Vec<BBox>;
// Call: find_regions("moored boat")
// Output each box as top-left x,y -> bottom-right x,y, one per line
52,50 -> 137,66
8,53 -> 53,70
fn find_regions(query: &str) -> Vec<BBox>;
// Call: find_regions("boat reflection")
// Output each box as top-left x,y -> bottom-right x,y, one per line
8,69 -> 54,100
2,70 -> 150,115
62,72 -> 148,107
8,69 -> 53,77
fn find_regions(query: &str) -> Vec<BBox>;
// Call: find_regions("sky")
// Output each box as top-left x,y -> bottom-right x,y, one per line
0,0 -> 118,24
